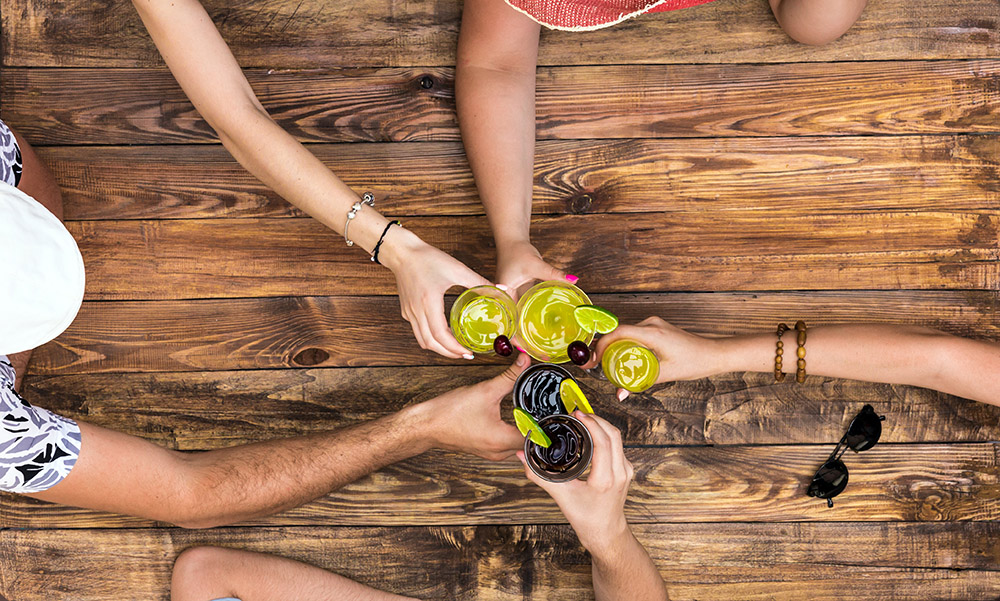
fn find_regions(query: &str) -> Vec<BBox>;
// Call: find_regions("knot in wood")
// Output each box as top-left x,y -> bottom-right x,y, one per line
418,75 -> 435,89
292,347 -> 330,366
569,193 -> 593,214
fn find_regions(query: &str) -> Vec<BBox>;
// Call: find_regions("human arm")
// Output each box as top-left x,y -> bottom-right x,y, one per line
171,546 -> 418,601
456,0 -> 568,293
768,0 -> 868,45
28,355 -> 530,528
586,318 -> 1000,406
131,0 -> 489,358
517,412 -> 667,601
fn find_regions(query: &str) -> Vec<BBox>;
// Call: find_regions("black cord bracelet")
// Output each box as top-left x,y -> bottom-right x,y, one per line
371,220 -> 401,265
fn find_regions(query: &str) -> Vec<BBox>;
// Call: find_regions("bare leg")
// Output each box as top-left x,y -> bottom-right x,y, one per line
769,0 -> 868,45
172,546 -> 420,601
7,127 -> 65,392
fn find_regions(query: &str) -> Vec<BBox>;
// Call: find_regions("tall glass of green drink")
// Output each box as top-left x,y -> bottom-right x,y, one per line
514,280 -> 593,363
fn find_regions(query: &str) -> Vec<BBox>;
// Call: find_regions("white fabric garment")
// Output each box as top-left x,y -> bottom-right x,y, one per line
0,182 -> 85,354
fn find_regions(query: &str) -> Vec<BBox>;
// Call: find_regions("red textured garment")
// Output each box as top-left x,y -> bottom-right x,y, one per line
504,0 -> 718,30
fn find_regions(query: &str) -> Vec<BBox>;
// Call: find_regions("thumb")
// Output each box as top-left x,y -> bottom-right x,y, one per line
489,352 -> 530,393
453,264 -> 491,289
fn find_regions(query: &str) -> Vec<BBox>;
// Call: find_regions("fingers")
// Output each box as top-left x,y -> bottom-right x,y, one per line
580,325 -> 635,370
575,411 -> 627,485
574,410 -> 613,486
494,423 -> 527,456
489,353 -> 530,393
411,310 -> 465,359
426,296 -> 474,359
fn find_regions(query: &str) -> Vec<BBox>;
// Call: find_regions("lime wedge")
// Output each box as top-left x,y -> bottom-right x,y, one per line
559,378 -> 594,414
513,407 -> 552,447
574,305 -> 619,334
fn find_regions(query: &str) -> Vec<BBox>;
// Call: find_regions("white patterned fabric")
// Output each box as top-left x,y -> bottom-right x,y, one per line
0,182 -> 86,355
0,118 -> 22,187
0,356 -> 81,493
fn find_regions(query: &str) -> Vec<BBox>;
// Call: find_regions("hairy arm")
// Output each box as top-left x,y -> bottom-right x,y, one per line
29,409 -> 429,528
27,357 -> 527,527
590,529 -> 669,601
171,546 -> 418,601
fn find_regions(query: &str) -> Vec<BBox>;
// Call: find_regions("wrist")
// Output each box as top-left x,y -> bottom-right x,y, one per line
377,225 -> 424,272
395,401 -> 438,455
576,514 -> 631,557
715,333 -> 774,374
495,236 -> 534,257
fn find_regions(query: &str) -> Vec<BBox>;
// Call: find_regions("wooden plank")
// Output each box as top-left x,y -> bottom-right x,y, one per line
2,443 -> 997,528
6,61 -> 1000,145
1,523 -> 998,600
35,135 -> 1000,221
3,0 -> 998,68
27,291 -> 1000,374
21,368 -> 1000,449
64,212 -> 1000,301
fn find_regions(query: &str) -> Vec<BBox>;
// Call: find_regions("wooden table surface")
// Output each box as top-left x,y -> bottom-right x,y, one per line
2,0 -> 999,599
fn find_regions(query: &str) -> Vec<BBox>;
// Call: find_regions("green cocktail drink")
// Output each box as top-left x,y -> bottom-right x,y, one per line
449,285 -> 518,353
601,340 -> 660,392
514,280 -> 593,363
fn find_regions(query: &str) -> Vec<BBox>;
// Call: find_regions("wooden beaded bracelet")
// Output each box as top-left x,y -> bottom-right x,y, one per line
774,320 -> 807,382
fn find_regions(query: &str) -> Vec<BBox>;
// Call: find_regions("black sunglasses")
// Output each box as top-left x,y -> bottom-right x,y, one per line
807,404 -> 886,507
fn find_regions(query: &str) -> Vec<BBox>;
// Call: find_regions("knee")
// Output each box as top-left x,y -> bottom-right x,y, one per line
771,0 -> 868,46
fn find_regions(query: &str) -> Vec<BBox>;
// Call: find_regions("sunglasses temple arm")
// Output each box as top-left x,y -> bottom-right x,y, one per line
828,432 -> 850,464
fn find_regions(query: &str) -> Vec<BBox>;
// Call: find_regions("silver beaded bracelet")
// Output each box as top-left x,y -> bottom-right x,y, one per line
344,192 -> 375,247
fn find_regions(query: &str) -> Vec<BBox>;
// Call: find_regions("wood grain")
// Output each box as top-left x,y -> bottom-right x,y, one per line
1,523 -> 998,601
21,367 -> 1000,449
3,0 -> 998,68
26,291 -> 1000,374
2,443 -> 998,529
6,61 -> 1000,145
63,211 -> 1000,300
34,135 -> 1000,221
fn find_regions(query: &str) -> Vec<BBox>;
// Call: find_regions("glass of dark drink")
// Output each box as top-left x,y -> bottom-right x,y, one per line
513,363 -> 575,420
524,413 -> 593,483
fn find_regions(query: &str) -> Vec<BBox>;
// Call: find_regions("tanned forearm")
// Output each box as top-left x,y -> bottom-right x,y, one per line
33,404 -> 435,528
456,0 -> 541,250
714,325 -> 1000,406
587,526 -> 669,601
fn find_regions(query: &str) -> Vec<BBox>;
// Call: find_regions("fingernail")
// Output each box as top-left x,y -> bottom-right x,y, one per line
515,345 -> 526,353
463,353 -> 474,360
565,274 -> 579,284
516,354 -> 528,366
496,284 -> 510,291
617,389 -> 630,402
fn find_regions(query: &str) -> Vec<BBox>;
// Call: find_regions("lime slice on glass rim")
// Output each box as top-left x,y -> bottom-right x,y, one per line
559,378 -> 594,414
574,305 -> 619,334
513,407 -> 552,447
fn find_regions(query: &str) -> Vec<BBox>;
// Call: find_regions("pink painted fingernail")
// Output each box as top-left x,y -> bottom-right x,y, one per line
565,274 -> 579,284
515,345 -> 526,353
617,389 -> 630,402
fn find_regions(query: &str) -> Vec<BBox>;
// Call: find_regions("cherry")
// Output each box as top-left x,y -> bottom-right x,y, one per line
567,340 -> 590,365
494,335 -> 514,357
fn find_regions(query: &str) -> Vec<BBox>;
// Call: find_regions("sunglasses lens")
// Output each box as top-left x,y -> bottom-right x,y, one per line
846,404 -> 883,451
808,459 -> 849,499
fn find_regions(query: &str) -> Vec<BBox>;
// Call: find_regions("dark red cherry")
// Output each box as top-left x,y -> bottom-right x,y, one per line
567,340 -> 590,365
494,335 -> 513,357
